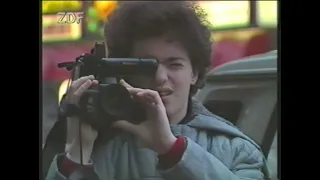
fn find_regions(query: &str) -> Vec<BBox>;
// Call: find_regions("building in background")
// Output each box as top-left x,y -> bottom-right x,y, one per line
198,1 -> 278,68
42,1 -> 278,141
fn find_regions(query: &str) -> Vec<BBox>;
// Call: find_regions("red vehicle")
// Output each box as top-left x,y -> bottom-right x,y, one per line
211,28 -> 273,69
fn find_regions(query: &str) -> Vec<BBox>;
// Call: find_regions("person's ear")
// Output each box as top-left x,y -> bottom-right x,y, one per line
191,70 -> 198,85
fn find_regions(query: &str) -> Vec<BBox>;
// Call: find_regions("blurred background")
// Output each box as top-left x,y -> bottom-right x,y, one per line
42,0 -> 277,177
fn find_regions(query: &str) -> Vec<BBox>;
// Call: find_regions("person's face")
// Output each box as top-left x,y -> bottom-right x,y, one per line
128,36 -> 198,119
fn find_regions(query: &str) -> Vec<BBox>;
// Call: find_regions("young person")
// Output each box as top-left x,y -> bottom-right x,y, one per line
46,2 -> 267,180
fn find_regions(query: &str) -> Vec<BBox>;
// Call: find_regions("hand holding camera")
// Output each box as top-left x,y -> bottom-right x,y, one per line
64,75 -> 99,163
59,42 -> 175,167
114,80 -> 177,155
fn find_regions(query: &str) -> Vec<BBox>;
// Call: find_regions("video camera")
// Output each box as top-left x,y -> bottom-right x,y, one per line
58,42 -> 158,131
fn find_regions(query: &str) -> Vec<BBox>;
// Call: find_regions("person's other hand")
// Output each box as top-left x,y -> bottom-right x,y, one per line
113,80 -> 177,154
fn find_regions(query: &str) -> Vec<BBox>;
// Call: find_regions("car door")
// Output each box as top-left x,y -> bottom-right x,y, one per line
195,51 -> 278,179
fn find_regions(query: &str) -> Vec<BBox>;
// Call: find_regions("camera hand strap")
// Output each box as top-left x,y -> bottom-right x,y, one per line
78,120 -> 84,166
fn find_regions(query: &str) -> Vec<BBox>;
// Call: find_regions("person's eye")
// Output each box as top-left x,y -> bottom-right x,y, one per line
170,63 -> 183,67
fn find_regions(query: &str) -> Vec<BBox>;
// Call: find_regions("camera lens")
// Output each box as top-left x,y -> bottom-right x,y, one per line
99,84 -> 133,119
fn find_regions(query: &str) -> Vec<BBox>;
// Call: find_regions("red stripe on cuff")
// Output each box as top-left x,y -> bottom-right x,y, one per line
59,155 -> 94,177
158,136 -> 186,169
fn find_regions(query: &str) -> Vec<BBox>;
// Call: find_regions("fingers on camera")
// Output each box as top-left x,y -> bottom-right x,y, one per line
74,80 -> 93,98
67,75 -> 95,104
146,90 -> 162,104
70,75 -> 95,92
127,87 -> 144,95
119,79 -> 133,88
137,89 -> 160,105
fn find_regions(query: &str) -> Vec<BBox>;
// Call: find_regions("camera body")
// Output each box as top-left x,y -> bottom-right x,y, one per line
59,42 -> 158,131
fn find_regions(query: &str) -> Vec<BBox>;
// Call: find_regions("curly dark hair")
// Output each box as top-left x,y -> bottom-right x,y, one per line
104,1 -> 213,96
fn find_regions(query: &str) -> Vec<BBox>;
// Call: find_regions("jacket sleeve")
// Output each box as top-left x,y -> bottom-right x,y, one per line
159,137 -> 265,180
45,154 -> 98,180
45,153 -> 117,180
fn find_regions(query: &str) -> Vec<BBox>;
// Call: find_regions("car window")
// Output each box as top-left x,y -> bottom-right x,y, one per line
204,100 -> 243,125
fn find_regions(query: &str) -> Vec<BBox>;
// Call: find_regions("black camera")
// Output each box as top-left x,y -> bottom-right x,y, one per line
58,42 -> 158,131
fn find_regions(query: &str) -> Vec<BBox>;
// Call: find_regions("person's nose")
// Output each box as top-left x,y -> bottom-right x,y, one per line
154,64 -> 169,85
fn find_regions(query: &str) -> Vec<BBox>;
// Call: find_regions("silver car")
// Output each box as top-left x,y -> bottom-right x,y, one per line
195,50 -> 278,180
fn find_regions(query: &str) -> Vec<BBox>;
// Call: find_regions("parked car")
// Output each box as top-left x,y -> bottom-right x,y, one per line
195,50 -> 278,179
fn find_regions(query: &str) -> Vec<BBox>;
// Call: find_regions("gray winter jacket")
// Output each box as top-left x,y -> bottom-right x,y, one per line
46,100 -> 268,180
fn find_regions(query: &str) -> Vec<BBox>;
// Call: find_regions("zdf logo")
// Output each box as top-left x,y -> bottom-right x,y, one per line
57,12 -> 84,24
